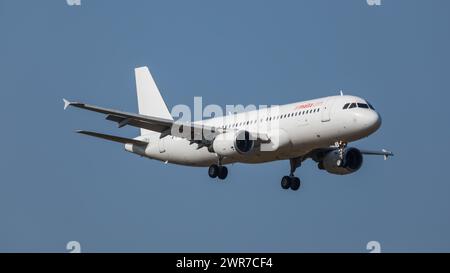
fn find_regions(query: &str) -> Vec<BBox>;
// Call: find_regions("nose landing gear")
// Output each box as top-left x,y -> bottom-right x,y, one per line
335,141 -> 348,167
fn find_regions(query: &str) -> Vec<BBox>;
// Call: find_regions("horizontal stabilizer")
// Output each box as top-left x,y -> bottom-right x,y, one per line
77,130 -> 148,146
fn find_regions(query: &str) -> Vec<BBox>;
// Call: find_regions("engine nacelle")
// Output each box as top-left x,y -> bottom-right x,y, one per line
211,130 -> 255,157
321,147 -> 363,175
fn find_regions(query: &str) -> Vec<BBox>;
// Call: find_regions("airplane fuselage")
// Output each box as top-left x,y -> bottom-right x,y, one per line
126,95 -> 381,167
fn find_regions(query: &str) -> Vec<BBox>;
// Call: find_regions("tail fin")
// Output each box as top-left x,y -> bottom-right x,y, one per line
135,66 -> 173,136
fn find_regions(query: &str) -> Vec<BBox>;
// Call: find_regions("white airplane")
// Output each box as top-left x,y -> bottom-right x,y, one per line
64,66 -> 393,191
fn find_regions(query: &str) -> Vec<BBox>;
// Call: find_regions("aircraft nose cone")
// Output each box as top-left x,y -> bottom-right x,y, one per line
363,111 -> 382,133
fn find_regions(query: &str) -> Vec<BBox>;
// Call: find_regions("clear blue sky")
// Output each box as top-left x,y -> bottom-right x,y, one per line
0,0 -> 449,252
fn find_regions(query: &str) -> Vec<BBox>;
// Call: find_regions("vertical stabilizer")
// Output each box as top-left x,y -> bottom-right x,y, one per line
135,67 -> 173,135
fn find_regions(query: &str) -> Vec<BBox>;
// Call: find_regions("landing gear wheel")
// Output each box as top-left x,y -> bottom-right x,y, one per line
218,166 -> 228,180
208,164 -> 219,178
290,177 -> 301,191
281,176 -> 291,189
335,141 -> 348,167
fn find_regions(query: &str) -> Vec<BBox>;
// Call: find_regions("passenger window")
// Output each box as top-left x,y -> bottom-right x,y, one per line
343,103 -> 350,109
349,103 -> 357,109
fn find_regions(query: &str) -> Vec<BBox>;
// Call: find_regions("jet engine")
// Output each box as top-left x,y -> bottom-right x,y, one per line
211,130 -> 255,157
320,147 -> 363,175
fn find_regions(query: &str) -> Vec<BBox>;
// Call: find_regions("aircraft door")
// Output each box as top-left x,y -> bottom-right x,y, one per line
321,98 -> 335,122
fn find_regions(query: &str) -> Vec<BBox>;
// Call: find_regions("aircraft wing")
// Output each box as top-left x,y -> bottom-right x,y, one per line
64,99 -> 173,133
359,149 -> 394,160
305,147 -> 394,161
64,99 -> 269,146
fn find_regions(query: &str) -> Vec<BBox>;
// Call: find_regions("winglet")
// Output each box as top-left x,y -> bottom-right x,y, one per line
63,98 -> 71,110
382,149 -> 394,160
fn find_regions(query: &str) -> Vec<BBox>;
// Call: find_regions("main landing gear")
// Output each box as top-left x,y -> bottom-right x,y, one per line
281,157 -> 302,191
208,164 -> 228,180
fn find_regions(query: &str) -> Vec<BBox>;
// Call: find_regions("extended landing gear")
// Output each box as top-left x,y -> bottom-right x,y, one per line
281,157 -> 302,191
281,176 -> 301,191
208,164 -> 228,180
335,141 -> 348,167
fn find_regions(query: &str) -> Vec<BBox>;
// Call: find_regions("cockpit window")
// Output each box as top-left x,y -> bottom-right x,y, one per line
343,101 -> 375,110
357,103 -> 369,109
